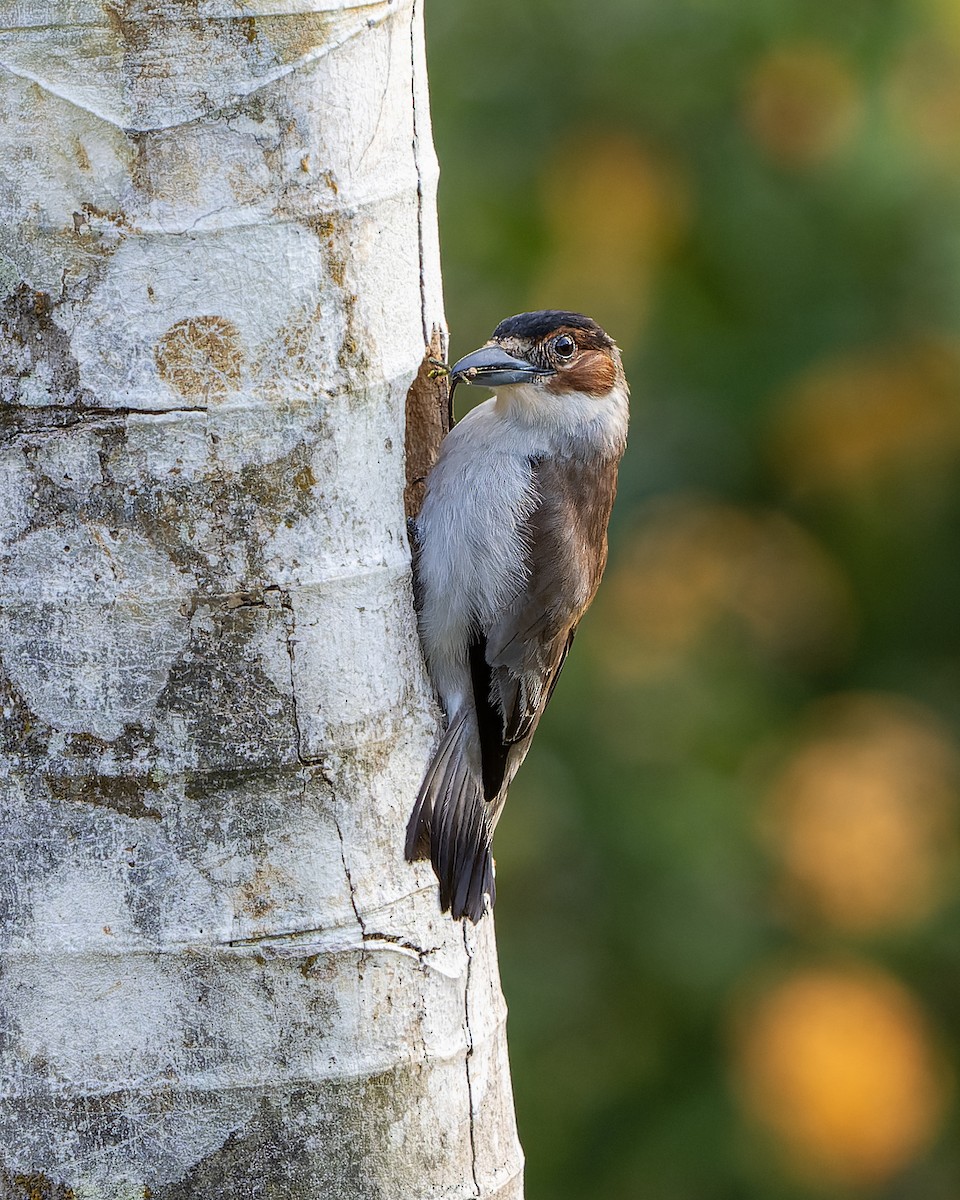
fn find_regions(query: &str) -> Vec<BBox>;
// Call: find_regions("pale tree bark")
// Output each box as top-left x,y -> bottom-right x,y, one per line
0,2 -> 523,1196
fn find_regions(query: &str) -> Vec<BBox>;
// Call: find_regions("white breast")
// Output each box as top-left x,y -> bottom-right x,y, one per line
415,399 -> 540,709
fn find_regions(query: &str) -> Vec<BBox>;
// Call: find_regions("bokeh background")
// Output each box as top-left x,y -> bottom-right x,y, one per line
426,1 -> 960,1197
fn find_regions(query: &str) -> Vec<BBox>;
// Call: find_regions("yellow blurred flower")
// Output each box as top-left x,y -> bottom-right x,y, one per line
888,39 -> 960,170
733,963 -> 948,1186
742,43 -> 862,169
770,341 -> 960,494
533,132 -> 689,352
591,496 -> 854,681
762,693 -> 959,932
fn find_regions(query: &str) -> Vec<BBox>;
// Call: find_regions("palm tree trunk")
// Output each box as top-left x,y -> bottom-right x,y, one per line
0,2 -> 523,1195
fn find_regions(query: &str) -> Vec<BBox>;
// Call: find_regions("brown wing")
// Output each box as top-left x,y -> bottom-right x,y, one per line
469,453 -> 620,800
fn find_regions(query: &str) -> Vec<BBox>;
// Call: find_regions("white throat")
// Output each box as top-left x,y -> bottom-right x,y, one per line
492,381 -> 629,457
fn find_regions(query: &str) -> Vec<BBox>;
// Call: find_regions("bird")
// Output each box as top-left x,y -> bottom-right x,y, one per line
405,310 -> 629,921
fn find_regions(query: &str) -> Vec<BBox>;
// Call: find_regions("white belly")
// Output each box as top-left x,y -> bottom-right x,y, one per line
415,400 -> 538,710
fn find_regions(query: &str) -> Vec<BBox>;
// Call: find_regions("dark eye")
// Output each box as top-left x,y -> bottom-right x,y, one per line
553,334 -> 576,359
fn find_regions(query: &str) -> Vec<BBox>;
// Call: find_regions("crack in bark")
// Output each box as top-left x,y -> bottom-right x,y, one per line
276,586 -> 309,767
462,924 -> 482,1197
274,589 -> 368,941
233,583 -> 330,766
409,0 -> 428,348
333,805 -> 366,937
0,404 -> 207,445
361,930 -> 439,962
216,927 -> 453,977
88,405 -> 207,416
225,924 -> 355,949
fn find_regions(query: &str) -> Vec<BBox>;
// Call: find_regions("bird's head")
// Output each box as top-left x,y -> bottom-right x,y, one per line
448,310 -> 628,448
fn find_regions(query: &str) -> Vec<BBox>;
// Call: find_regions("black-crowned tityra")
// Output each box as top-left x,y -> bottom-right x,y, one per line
406,311 -> 629,921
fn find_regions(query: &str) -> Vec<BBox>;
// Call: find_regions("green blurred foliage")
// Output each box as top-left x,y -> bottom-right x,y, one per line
426,0 -> 960,1196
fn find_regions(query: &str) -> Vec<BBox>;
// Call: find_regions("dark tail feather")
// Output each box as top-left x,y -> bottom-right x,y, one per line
453,819 -> 496,921
405,710 -> 466,861
405,710 -> 495,922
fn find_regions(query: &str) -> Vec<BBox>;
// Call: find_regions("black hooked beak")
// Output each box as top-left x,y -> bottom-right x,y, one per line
449,344 -> 552,388
445,343 -> 553,426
